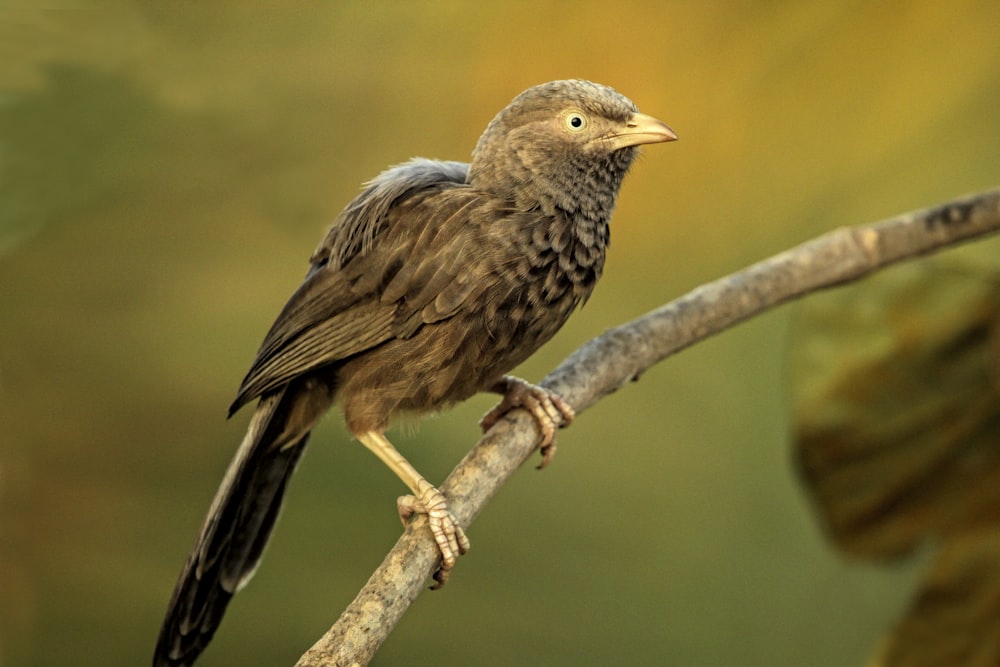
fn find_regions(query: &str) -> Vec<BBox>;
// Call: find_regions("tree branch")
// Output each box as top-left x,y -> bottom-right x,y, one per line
295,186 -> 1000,667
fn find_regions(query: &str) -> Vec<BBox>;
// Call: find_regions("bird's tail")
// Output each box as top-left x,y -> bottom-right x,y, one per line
153,387 -> 313,667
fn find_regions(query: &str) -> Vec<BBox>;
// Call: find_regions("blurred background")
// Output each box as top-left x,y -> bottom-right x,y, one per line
2,3 -> 999,666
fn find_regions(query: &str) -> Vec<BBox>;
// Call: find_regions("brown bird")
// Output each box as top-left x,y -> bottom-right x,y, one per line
153,79 -> 675,667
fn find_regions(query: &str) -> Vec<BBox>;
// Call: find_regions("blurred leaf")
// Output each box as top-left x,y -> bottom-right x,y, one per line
790,238 -> 1000,665
869,529 -> 1000,667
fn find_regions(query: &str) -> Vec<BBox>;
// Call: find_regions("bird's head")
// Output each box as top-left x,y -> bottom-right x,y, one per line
468,79 -> 676,217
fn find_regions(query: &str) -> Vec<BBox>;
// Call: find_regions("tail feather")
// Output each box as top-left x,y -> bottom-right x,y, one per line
153,389 -> 311,667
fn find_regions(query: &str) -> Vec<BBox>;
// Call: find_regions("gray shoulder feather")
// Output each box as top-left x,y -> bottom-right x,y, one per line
311,158 -> 469,271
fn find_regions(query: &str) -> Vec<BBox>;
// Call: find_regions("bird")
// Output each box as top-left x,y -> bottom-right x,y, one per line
153,79 -> 676,667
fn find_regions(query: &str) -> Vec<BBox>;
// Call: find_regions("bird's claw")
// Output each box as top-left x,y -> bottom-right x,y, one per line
480,376 -> 575,469
397,484 -> 470,589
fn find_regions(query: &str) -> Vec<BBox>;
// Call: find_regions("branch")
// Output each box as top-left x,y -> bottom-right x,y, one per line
295,187 -> 1000,667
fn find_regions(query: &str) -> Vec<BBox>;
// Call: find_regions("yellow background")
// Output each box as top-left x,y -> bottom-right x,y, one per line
2,3 -> 999,665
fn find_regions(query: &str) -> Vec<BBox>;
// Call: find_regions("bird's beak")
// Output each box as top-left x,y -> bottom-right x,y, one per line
604,112 -> 678,150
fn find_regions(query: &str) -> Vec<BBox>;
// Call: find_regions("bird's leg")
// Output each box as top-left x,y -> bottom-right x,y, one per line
355,430 -> 470,588
479,375 -> 575,469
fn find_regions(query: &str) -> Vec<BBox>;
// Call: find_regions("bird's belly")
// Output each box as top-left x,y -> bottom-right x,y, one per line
336,291 -> 581,432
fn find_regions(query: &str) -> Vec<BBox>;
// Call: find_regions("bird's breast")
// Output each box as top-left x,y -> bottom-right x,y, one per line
467,212 -> 610,376
355,210 -> 611,416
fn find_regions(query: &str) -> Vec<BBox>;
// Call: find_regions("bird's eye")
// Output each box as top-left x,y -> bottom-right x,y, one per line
563,111 -> 588,132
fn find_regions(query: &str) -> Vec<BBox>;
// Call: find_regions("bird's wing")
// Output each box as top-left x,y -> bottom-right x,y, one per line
229,173 -> 512,412
313,158 -> 471,271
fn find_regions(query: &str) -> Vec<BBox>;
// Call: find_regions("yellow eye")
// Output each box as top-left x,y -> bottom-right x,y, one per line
564,111 -> 588,132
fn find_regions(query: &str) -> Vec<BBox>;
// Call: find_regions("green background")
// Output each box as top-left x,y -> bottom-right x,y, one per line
2,3 -> 999,666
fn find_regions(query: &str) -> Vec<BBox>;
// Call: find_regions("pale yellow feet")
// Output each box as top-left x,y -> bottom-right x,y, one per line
356,430 -> 469,588
480,375 -> 575,468
397,480 -> 470,588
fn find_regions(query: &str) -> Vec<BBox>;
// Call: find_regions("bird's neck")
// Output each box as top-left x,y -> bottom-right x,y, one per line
470,149 -> 633,233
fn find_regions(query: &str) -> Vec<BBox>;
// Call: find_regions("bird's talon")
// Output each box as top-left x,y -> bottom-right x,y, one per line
482,376 -> 575,467
397,487 -> 468,588
396,495 -> 418,526
431,569 -> 449,589
537,442 -> 557,470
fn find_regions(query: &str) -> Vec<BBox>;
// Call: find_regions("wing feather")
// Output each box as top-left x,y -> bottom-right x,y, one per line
230,159 -> 519,413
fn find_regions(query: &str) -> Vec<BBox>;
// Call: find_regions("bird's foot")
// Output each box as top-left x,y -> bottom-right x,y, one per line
397,482 -> 470,589
480,376 -> 575,469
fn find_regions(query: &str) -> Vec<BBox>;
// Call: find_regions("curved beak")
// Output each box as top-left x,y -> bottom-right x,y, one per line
605,112 -> 678,150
